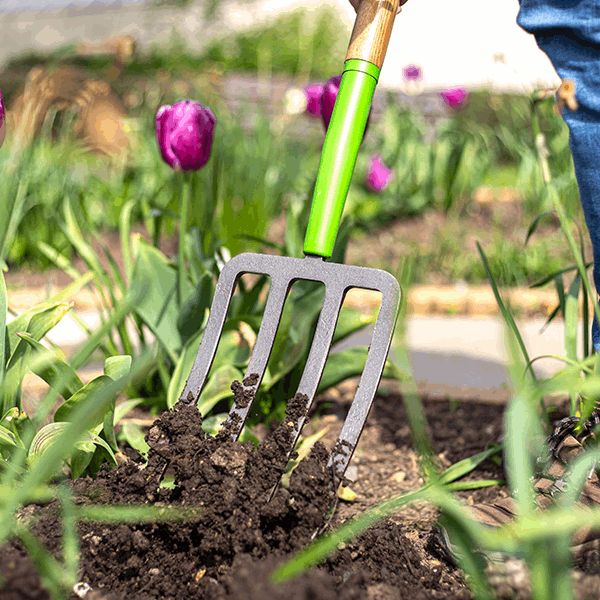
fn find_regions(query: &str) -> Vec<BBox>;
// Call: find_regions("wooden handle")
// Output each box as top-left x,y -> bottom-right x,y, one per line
346,0 -> 399,69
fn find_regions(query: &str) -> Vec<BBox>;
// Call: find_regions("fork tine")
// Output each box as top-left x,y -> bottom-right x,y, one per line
328,274 -> 400,481
179,256 -> 242,406
276,282 -> 347,458
224,275 -> 292,440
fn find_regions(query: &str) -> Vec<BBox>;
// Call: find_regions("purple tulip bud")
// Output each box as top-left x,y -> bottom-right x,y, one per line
366,156 -> 394,192
304,84 -> 324,118
0,87 -> 5,150
440,88 -> 468,109
320,74 -> 371,136
155,100 -> 216,172
402,64 -> 423,82
320,75 -> 343,131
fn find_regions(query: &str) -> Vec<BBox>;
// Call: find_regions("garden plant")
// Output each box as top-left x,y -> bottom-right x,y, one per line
1,9 -> 600,600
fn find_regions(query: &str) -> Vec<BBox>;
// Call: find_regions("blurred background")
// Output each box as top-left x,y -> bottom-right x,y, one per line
0,0 -> 559,91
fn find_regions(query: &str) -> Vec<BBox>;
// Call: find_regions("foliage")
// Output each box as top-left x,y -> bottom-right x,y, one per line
0,267 -> 147,479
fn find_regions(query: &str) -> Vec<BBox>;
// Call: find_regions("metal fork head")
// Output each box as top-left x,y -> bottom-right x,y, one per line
179,252 -> 401,484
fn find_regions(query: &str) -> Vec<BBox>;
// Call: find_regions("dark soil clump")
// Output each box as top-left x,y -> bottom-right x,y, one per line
0,392 -> 482,600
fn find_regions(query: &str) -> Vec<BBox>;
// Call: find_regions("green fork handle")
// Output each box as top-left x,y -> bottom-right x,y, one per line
304,0 -> 400,258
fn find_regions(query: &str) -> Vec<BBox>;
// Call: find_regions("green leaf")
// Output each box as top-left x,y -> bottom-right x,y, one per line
104,355 -> 132,381
70,446 -> 94,479
438,445 -> 503,485
0,268 -> 7,391
0,425 -> 22,452
176,272 -> 212,347
167,330 -> 203,409
565,276 -> 580,363
197,364 -> 243,416
120,421 -> 150,457
15,332 -> 83,399
130,237 -> 188,361
7,303 -> 71,363
28,422 -> 71,465
317,347 -> 408,396
332,307 -> 373,345
266,286 -> 325,388
53,375 -> 115,428
113,398 -> 145,424
3,303 -> 71,414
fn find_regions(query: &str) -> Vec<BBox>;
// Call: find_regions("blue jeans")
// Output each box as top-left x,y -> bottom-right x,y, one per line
517,0 -> 600,351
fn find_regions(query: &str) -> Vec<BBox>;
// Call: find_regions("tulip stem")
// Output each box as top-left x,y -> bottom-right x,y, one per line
178,173 -> 192,307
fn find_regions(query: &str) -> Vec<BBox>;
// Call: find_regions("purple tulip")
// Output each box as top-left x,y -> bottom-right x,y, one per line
0,87 -> 5,150
402,64 -> 423,82
320,74 -> 371,135
320,75 -> 342,130
440,88 -> 468,109
155,100 -> 216,172
366,156 -> 394,192
304,84 -> 323,118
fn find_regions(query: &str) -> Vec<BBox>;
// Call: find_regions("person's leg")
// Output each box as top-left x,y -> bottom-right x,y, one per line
518,1 -> 600,351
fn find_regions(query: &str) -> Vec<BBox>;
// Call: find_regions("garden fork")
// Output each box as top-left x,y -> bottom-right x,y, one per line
180,0 -> 401,486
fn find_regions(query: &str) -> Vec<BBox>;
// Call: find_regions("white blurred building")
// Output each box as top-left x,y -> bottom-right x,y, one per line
0,0 -> 561,92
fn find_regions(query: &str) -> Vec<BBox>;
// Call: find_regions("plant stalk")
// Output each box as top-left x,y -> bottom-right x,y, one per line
178,173 -> 192,307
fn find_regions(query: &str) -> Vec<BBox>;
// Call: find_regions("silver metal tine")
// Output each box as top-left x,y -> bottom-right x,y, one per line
279,282 -> 347,453
178,255 -> 242,406
223,275 -> 292,440
328,273 -> 400,482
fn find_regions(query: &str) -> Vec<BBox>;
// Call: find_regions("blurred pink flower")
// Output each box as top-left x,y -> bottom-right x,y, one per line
320,74 -> 371,136
366,156 -> 394,192
304,84 -> 324,118
155,100 -> 216,172
320,74 -> 343,130
440,88 -> 468,109
402,64 -> 423,82
0,87 -> 5,150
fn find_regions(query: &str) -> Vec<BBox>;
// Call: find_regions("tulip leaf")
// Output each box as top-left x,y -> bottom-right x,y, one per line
0,269 -> 6,392
15,331 -> 83,400
120,421 -> 150,457
332,307 -> 373,346
197,364 -> 243,416
0,425 -> 23,454
104,356 -> 132,381
113,398 -> 146,425
167,330 -> 203,409
167,325 -> 246,411
317,347 -> 409,396
70,446 -> 95,479
53,375 -> 115,430
176,272 -> 212,347
3,303 -> 71,415
130,238 -> 190,362
265,286 -> 325,389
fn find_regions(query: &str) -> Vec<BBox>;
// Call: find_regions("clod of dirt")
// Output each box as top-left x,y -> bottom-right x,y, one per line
0,391 -> 486,600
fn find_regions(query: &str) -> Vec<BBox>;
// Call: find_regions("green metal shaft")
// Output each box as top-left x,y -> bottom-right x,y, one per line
303,59 -> 380,258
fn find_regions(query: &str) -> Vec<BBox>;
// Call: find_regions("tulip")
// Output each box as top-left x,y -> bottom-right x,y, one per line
155,99 -> 216,306
402,64 -> 423,82
440,87 -> 468,109
320,75 -> 342,130
366,156 -> 394,192
155,99 -> 216,172
304,84 -> 324,118
320,74 -> 371,135
0,87 -> 5,150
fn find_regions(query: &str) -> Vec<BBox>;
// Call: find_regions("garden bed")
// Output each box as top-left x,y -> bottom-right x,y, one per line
0,387 -> 496,599
5,381 -> 600,600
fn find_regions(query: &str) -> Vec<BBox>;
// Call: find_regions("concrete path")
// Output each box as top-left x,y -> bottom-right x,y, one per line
32,309 -> 579,398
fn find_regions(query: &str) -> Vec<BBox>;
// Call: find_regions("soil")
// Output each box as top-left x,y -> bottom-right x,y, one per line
3,379 -> 600,600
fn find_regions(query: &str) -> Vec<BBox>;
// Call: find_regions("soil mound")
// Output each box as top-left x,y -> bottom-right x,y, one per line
0,396 -> 471,599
